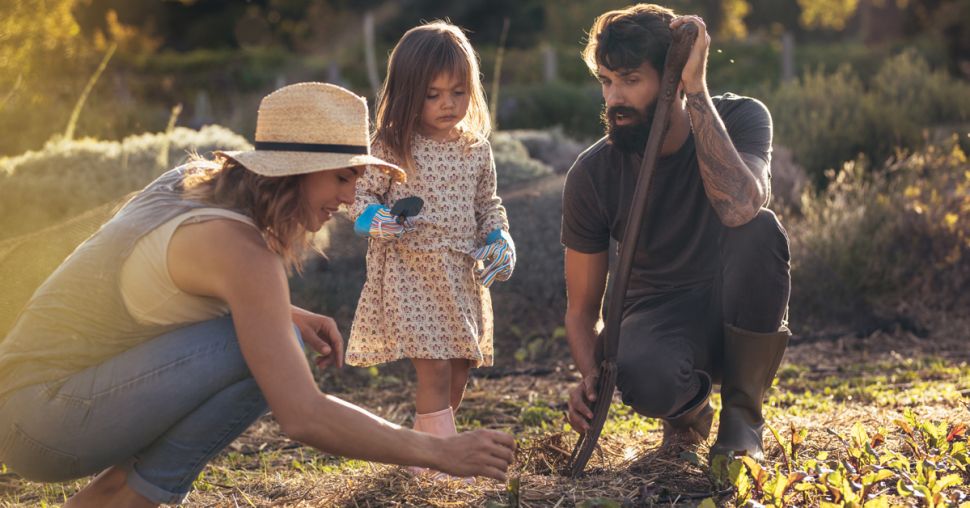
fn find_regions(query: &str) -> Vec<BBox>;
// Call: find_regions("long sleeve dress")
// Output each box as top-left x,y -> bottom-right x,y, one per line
346,132 -> 509,367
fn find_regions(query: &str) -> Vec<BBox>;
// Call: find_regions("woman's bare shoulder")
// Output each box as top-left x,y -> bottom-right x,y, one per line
168,218 -> 282,298
178,218 -> 268,252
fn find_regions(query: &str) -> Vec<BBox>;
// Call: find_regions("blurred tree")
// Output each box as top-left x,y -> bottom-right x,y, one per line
797,0 -> 863,30
376,0 -> 545,49
794,0 -> 968,72
743,0 -> 802,35
0,0 -> 84,107
542,0 -> 627,48
720,0 -> 752,38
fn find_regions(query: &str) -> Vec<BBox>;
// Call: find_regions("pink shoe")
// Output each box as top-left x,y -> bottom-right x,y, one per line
405,409 -> 433,476
407,407 -> 474,483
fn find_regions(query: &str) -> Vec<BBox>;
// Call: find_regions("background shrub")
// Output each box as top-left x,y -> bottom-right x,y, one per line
496,81 -> 603,141
491,132 -> 553,191
787,136 -> 970,331
504,127 -> 587,174
0,125 -> 251,240
767,51 -> 970,185
767,65 -> 880,186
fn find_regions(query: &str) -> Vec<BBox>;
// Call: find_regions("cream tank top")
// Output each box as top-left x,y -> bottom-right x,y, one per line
119,208 -> 257,325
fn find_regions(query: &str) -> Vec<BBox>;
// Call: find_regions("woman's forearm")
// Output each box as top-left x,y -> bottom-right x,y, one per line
289,393 -> 439,469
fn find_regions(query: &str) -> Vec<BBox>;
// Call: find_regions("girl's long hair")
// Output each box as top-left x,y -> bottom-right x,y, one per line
374,20 -> 490,170
181,155 -> 317,273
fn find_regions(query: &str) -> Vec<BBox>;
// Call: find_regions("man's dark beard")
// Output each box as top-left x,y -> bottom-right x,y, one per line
602,100 -> 658,154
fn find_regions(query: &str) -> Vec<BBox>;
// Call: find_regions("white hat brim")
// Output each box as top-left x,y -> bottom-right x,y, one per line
215,149 -> 406,182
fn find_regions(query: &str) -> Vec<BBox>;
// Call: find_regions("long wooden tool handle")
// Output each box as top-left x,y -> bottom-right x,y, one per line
565,23 -> 699,478
601,22 -> 697,361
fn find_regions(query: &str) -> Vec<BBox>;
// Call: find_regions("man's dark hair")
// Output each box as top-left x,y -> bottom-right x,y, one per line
582,3 -> 677,75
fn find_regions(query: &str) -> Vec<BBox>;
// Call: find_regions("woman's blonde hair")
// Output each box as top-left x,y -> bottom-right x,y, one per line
181,155 -> 318,272
374,20 -> 490,170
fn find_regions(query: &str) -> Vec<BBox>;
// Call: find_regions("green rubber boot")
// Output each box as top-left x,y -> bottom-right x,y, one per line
709,324 -> 790,461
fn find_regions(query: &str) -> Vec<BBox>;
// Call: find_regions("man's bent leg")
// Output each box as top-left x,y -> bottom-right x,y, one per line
615,285 -> 721,449
711,209 -> 792,461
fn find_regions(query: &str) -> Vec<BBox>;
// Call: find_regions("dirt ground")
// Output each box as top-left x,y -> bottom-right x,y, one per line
1,312 -> 968,507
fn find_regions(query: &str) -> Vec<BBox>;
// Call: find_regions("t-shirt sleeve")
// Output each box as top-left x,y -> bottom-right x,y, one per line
723,97 -> 773,167
561,163 -> 610,253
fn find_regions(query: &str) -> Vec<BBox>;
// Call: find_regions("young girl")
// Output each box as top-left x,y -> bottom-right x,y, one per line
346,21 -> 515,476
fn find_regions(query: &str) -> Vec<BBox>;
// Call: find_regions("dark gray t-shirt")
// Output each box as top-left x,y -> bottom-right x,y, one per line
561,93 -> 772,298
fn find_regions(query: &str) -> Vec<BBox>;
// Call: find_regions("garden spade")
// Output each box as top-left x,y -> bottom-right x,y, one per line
390,196 -> 423,225
566,22 -> 698,477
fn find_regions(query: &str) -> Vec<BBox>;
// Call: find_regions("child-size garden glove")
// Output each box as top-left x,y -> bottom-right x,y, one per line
470,229 -> 516,288
354,203 -> 415,240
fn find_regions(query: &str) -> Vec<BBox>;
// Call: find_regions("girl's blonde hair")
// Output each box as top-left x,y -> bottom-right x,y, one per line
374,20 -> 490,170
181,155 -> 319,273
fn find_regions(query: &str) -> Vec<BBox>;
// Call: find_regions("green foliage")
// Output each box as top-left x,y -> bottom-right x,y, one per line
706,40 -> 782,92
0,0 -> 83,91
711,409 -> 970,507
497,81 -> 604,141
870,49 -> 970,146
788,136 -> 970,327
519,403 -> 560,428
768,65 -> 880,184
796,0 -> 862,31
767,50 -> 970,182
0,125 -> 252,241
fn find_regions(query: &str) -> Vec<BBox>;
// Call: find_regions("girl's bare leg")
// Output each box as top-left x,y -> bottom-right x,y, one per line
411,358 -> 452,414
449,358 -> 473,412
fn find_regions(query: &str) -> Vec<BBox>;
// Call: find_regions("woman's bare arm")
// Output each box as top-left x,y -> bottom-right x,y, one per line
167,219 -> 514,479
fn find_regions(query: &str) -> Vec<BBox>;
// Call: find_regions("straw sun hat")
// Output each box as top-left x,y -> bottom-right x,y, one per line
217,82 -> 405,182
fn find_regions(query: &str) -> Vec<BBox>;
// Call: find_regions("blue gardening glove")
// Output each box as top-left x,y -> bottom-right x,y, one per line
471,229 -> 516,288
354,204 -> 414,239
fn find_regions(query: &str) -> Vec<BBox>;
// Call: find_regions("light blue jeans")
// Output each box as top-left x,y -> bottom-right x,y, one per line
0,316 -> 302,505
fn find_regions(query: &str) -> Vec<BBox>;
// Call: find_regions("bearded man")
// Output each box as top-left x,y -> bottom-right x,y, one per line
561,3 -> 792,461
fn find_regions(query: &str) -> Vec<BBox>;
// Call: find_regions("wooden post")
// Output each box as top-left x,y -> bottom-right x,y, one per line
364,10 -> 381,99
781,31 -> 795,83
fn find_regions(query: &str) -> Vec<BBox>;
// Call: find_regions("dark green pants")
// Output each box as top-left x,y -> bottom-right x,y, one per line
615,209 -> 791,418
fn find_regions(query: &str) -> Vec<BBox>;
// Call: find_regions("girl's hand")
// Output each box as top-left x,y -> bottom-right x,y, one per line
433,429 -> 516,481
353,204 -> 412,240
471,229 -> 516,288
292,309 -> 345,369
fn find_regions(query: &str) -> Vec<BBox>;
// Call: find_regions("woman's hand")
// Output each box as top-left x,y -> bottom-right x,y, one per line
292,307 -> 344,369
433,429 -> 516,481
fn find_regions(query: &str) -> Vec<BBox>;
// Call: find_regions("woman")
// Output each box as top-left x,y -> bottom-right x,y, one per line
0,83 -> 515,507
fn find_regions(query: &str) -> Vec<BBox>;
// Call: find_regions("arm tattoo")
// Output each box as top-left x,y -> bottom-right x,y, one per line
686,91 -> 768,226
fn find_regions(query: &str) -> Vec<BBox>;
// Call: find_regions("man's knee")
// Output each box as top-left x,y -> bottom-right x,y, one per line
616,354 -> 694,417
723,209 -> 790,262
729,208 -> 787,242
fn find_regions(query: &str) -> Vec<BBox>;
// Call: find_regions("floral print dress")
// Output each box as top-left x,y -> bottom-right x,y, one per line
346,133 -> 509,367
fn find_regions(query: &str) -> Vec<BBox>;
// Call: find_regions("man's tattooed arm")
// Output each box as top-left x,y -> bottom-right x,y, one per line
685,91 -> 768,227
